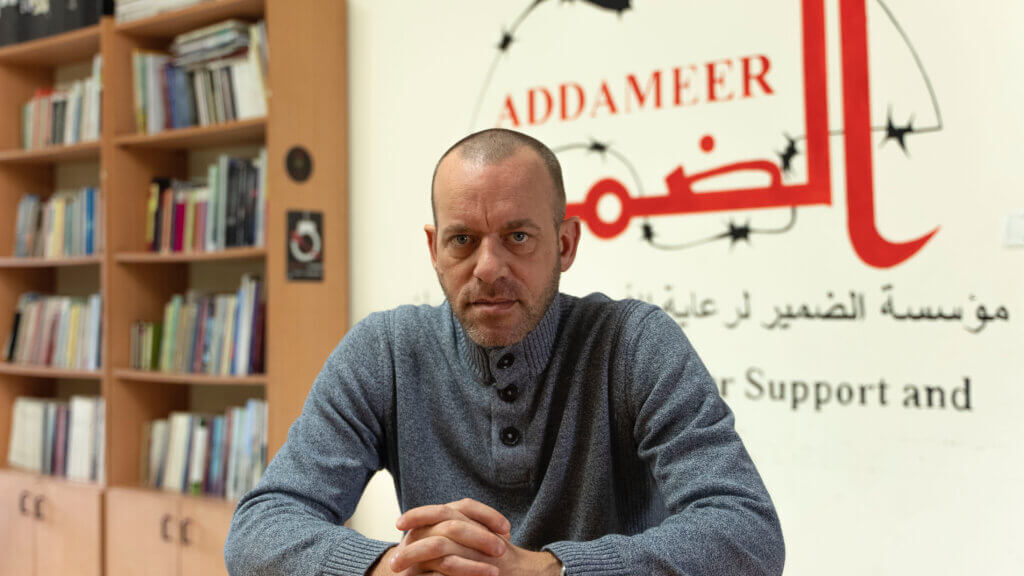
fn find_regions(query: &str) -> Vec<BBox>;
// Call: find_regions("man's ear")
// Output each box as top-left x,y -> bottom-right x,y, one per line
425,225 -> 438,269
558,217 -> 581,272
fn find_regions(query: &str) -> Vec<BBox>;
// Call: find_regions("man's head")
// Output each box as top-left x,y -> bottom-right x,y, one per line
426,129 -> 581,348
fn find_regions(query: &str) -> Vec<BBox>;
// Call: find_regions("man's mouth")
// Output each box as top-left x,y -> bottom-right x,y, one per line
471,299 -> 517,312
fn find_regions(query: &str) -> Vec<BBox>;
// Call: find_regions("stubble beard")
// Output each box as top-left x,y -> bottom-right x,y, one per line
440,261 -> 561,349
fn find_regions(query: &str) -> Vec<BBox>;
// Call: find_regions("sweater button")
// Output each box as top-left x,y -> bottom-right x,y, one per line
500,426 -> 520,446
498,384 -> 518,403
497,353 -> 514,369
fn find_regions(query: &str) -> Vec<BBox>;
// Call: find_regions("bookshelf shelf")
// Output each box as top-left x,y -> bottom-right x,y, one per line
114,117 -> 266,150
118,483 -> 239,503
0,362 -> 102,380
0,141 -> 101,165
0,25 -> 101,67
116,0 -> 266,39
0,255 -> 103,268
113,368 -> 266,387
0,465 -> 103,487
115,246 -> 266,264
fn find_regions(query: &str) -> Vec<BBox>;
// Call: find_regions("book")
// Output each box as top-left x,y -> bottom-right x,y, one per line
162,412 -> 192,493
66,396 -> 103,482
130,20 -> 268,134
146,152 -> 265,254
19,56 -> 101,149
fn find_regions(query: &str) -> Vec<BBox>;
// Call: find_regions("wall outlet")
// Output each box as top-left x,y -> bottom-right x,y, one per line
1005,212 -> 1024,247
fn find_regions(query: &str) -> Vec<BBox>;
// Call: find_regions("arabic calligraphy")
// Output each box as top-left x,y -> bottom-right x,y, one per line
508,0 -> 942,269
567,159 -> 806,239
626,284 -> 1011,334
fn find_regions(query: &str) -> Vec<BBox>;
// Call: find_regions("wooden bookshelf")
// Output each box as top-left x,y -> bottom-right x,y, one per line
0,2 -> 349,575
113,368 -> 266,387
0,255 -> 103,268
115,246 -> 267,263
0,362 -> 102,380
0,141 -> 101,165
0,24 -> 101,67
116,0 -> 266,38
114,117 -> 266,150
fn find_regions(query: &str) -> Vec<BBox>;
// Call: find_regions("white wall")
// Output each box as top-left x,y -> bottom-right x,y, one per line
346,1 -> 1024,572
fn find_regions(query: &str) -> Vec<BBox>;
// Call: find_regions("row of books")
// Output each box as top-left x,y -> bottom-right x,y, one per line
146,150 -> 267,253
22,55 -> 103,149
115,0 -> 204,23
8,396 -> 106,483
130,274 -> 264,375
132,19 -> 268,134
3,293 -> 102,371
141,400 -> 266,499
0,1 -> 110,47
13,189 -> 103,259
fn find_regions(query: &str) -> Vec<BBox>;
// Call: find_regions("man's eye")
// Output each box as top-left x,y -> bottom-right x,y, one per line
453,235 -> 471,246
511,232 -> 529,243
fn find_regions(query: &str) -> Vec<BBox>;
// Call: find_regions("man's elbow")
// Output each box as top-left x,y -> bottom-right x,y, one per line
223,520 -> 250,575
223,508 -> 270,576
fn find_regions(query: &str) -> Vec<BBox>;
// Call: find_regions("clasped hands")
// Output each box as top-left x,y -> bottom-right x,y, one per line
372,498 -> 561,576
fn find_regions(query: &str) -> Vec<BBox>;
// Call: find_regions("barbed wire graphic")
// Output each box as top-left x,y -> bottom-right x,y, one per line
471,0 -> 941,252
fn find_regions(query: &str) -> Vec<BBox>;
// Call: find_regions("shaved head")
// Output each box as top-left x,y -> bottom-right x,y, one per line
431,128 -> 566,227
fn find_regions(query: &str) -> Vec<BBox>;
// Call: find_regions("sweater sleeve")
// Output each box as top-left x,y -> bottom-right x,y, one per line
224,313 -> 397,576
544,306 -> 785,576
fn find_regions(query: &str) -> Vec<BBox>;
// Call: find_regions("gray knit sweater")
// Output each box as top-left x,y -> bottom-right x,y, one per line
224,292 -> 784,575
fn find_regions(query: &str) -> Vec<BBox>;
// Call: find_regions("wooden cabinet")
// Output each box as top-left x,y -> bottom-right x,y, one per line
179,497 -> 236,576
0,470 -> 36,576
0,469 -> 102,576
35,477 -> 104,576
106,488 -> 178,576
107,488 -> 235,576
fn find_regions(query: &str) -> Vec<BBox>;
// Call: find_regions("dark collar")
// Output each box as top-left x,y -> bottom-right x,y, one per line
454,293 -> 564,385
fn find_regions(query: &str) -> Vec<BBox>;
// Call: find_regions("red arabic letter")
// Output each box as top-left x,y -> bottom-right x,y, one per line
840,0 -> 936,267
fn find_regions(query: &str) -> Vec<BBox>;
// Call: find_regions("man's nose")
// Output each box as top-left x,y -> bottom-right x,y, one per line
472,237 -> 509,284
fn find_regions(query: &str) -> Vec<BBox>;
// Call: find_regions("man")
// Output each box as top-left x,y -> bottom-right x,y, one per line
225,129 -> 784,575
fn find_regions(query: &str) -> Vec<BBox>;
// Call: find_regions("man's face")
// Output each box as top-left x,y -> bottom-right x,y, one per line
426,148 -> 578,348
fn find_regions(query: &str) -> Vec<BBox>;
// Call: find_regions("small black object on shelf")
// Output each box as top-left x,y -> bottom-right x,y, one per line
0,0 -> 113,48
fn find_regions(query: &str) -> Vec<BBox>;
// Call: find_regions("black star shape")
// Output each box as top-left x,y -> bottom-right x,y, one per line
726,221 -> 751,245
777,134 -> 799,176
587,139 -> 610,158
641,222 -> 655,242
497,30 -> 515,52
564,0 -> 631,15
882,110 -> 914,154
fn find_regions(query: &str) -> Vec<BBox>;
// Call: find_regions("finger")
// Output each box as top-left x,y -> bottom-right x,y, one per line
448,499 -> 511,537
403,520 -> 505,557
420,555 -> 499,576
390,536 -> 491,573
397,500 -> 510,537
396,568 -> 437,576
397,504 -> 458,531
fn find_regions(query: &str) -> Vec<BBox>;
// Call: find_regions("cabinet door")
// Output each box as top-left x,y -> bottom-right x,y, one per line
0,470 -> 36,576
179,497 -> 236,576
34,479 -> 103,576
106,488 -> 179,576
